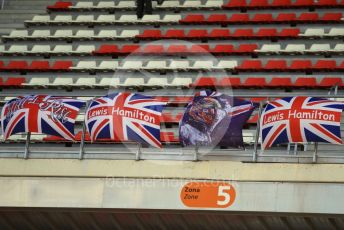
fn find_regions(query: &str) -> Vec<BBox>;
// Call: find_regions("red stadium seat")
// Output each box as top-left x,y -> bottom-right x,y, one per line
47,1 -> 72,10
190,45 -> 210,53
236,60 -> 262,71
248,0 -> 268,8
161,113 -> 176,123
160,132 -> 179,143
295,77 -> 317,87
29,61 -> 50,71
212,45 -> 234,54
298,13 -> 319,22
190,77 -> 217,87
166,45 -> 188,54
180,15 -> 205,24
248,114 -> 259,124
164,29 -> 185,38
268,77 -> 292,87
209,29 -> 230,39
5,61 -> 28,70
313,60 -> 337,71
251,14 -> 273,23
218,77 -> 241,88
120,45 -> 140,54
272,0 -> 292,7
136,30 -> 162,39
319,77 -> 343,87
186,30 -> 208,39
292,0 -> 314,7
235,44 -> 258,53
94,45 -> 119,55
0,61 -> 4,70
207,14 -> 227,24
141,45 -> 164,54
228,14 -> 250,23
289,60 -> 312,70
171,96 -> 193,104
0,77 -> 2,86
278,28 -> 300,37
320,13 -> 343,22
4,77 -> 26,86
264,60 -> 288,71
275,13 -> 296,22
244,77 -> 267,87
223,0 -> 247,9
232,29 -> 254,38
51,61 -> 72,70
256,28 -> 277,37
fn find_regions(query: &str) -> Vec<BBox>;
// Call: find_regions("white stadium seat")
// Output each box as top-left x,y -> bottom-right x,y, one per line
216,60 -> 238,69
52,45 -> 73,54
159,1 -> 178,7
119,61 -> 143,70
258,44 -> 281,53
145,61 -> 167,70
31,30 -> 50,37
183,1 -> 202,7
8,30 -> 28,38
75,15 -> 94,22
327,28 -> 344,37
169,77 -> 192,87
192,60 -> 214,70
54,15 -> 72,22
0,45 -> 4,52
72,61 -> 97,70
141,15 -> 160,22
163,15 -> 182,22
301,28 -> 325,37
53,30 -> 73,37
97,30 -> 117,38
119,30 -> 139,38
23,77 -> 50,86
74,30 -> 95,38
97,1 -> 115,7
205,0 -> 224,7
282,44 -> 306,53
74,2 -> 94,8
118,78 -> 145,87
119,15 -> 138,22
116,1 -> 136,8
146,78 -> 168,87
73,77 -> 96,87
308,44 -> 331,52
97,15 -> 116,22
51,77 -> 74,86
31,45 -> 51,53
74,45 -> 95,54
169,60 -> 190,69
8,45 -> 28,53
31,15 -> 50,23
96,61 -> 119,70
332,44 -> 344,52
96,77 -> 120,87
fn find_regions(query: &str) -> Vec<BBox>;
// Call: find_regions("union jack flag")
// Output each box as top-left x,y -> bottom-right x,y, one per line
1,95 -> 85,140
85,93 -> 166,148
260,96 -> 344,149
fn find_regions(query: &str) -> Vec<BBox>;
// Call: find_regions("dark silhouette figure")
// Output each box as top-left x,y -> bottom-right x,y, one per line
136,0 -> 164,18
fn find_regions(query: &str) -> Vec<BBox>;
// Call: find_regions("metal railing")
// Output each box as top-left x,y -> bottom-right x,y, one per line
1,0 -> 5,10
0,91 -> 343,163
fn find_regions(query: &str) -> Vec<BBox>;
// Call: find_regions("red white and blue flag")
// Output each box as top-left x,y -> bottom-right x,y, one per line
85,93 -> 166,148
261,96 -> 344,149
1,95 -> 85,140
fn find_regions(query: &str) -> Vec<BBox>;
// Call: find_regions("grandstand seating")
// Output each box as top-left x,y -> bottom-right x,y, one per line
0,0 -> 343,154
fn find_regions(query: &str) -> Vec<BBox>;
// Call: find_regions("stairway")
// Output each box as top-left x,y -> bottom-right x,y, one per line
0,0 -> 56,36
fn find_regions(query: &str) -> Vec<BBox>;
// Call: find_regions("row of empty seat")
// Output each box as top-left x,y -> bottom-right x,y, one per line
180,13 -> 343,24
46,0 -> 344,12
223,0 -> 344,9
47,0 -> 224,11
2,43 -> 343,56
8,76 -> 342,89
25,12 -> 343,26
1,60 -> 344,72
4,28 -> 344,41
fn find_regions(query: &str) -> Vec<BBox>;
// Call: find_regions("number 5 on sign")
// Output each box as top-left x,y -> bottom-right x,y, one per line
180,182 -> 236,208
217,185 -> 232,206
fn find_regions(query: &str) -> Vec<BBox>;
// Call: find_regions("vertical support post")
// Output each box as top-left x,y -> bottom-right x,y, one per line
136,143 -> 141,161
253,101 -> 263,162
24,132 -> 31,159
293,143 -> 298,155
79,100 -> 90,160
313,142 -> 318,163
194,147 -> 199,161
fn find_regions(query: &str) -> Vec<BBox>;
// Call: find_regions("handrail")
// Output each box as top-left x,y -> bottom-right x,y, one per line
1,0 -> 5,9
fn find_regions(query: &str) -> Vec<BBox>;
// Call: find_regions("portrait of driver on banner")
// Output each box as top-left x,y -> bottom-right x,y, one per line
179,90 -> 255,148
